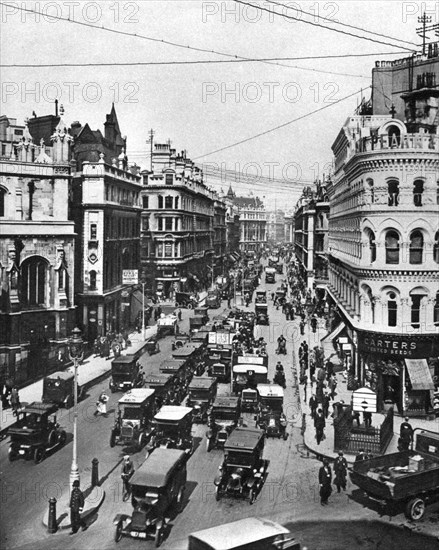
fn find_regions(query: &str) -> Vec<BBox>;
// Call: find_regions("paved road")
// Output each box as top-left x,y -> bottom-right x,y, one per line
1,272 -> 438,550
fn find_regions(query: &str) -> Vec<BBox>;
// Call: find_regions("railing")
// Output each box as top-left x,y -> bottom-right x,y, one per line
334,406 -> 394,455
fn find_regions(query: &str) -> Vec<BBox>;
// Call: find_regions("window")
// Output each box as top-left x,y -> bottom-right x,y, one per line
90,223 -> 97,240
157,243 -> 163,257
411,295 -> 422,328
413,180 -> 424,207
142,217 -> 149,231
387,292 -> 397,327
434,231 -> 439,264
165,196 -> 173,209
409,230 -> 423,264
21,257 -> 47,307
165,174 -> 173,185
89,270 -> 97,290
165,218 -> 172,231
58,269 -> 65,290
387,180 -> 399,206
164,242 -> 172,258
367,229 -> 376,263
385,230 -> 399,264
142,196 -> 149,209
434,292 -> 439,326
158,195 -> 163,209
175,197 -> 179,209
158,218 -> 163,231
1,144 -> 6,156
366,178 -> 374,203
0,188 -> 5,217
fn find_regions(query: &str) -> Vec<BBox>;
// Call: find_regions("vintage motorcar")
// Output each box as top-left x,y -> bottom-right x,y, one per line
114,448 -> 187,547
172,343 -> 205,379
275,288 -> 287,305
255,304 -> 269,325
187,377 -> 217,423
206,396 -> 241,451
144,373 -> 178,409
254,290 -> 267,304
208,362 -> 230,384
214,427 -> 269,504
191,329 -> 209,345
206,290 -> 222,309
110,388 -> 156,450
157,314 -> 177,338
241,387 -> 259,413
8,402 -> 67,463
172,333 -> 191,350
159,360 -> 187,402
175,292 -> 198,309
42,370 -> 84,408
187,517 -> 300,550
147,406 -> 194,455
194,306 -> 209,324
232,360 -> 269,397
265,267 -> 276,284
189,315 -> 206,335
109,355 -> 144,393
144,336 -> 160,356
255,385 -> 288,440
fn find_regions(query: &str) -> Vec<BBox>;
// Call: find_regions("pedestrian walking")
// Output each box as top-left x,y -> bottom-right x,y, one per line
328,375 -> 337,400
319,459 -> 332,505
69,480 -> 87,534
333,451 -> 348,492
299,320 -> 305,335
322,393 -> 331,418
314,408 -> 326,445
95,391 -> 109,416
309,394 -> 317,419
10,386 -> 20,416
177,308 -> 182,321
398,416 -> 414,450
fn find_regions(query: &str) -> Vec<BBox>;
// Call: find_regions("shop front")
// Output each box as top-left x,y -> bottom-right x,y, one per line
358,331 -> 439,417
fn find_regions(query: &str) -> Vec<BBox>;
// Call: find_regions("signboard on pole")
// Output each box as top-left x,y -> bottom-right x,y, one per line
122,269 -> 138,285
352,387 -> 377,413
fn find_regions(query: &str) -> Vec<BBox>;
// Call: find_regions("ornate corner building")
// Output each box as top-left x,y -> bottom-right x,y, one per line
326,48 -> 439,416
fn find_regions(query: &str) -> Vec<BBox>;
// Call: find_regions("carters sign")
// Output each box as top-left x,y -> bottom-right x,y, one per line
358,332 -> 438,359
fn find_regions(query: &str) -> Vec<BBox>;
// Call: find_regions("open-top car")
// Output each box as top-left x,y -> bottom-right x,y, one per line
110,388 -> 156,450
42,370 -> 84,408
147,405 -> 194,455
214,427 -> 269,504
206,396 -> 241,452
255,385 -> 288,440
110,355 -> 144,393
114,447 -> 187,547
8,402 -> 66,463
187,377 -> 217,423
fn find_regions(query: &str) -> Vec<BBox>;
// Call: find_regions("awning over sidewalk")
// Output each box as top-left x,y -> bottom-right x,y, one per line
405,359 -> 434,390
321,322 -> 346,342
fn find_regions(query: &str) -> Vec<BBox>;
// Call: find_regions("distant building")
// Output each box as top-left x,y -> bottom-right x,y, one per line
284,211 -> 294,243
266,210 -> 285,243
0,112 -> 75,384
231,193 -> 267,254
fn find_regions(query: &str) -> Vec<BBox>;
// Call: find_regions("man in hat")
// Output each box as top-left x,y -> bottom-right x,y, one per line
69,480 -> 86,534
334,451 -> 348,492
399,417 -> 414,451
318,458 -> 332,505
121,455 -> 134,495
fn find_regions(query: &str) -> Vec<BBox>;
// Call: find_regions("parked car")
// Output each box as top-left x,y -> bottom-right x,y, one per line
206,396 -> 241,451
114,447 -> 187,547
214,427 -> 269,504
109,355 -> 144,393
110,388 -> 156,450
187,377 -> 217,423
147,405 -> 194,455
42,371 -> 83,408
188,517 -> 300,550
8,402 -> 67,463
255,385 -> 288,440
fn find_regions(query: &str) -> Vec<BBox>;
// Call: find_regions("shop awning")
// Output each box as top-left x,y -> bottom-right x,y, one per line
405,359 -> 434,391
321,322 -> 346,342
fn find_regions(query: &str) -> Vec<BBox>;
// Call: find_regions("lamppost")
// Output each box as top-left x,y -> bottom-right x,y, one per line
68,327 -> 83,492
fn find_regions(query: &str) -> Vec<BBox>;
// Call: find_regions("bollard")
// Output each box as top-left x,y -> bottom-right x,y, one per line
47,497 -> 57,533
91,458 -> 99,488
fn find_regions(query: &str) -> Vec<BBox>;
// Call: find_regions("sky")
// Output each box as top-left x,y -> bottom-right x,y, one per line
1,0 -> 435,209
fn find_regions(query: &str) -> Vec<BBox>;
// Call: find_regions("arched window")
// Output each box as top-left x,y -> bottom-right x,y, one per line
409,230 -> 423,264
366,178 -> 374,203
387,291 -> 398,327
365,229 -> 376,263
89,270 -> 97,290
21,256 -> 48,307
434,231 -> 439,264
385,230 -> 399,264
413,180 -> 424,207
0,187 -> 5,217
158,195 -> 163,209
410,289 -> 427,328
175,196 -> 179,209
165,195 -> 173,209
388,180 -> 399,206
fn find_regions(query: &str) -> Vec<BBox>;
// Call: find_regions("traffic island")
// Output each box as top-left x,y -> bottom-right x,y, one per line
42,485 -> 105,532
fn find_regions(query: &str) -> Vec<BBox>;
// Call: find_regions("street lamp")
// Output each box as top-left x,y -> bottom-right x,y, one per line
68,327 -> 83,492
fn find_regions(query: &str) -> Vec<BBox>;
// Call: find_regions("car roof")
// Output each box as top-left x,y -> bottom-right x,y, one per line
23,401 -> 58,415
257,384 -> 284,398
172,345 -> 195,358
130,448 -> 186,488
45,371 -> 74,381
160,360 -> 185,372
189,517 -> 290,548
112,355 -> 137,364
224,427 -> 264,451
118,388 -> 155,404
189,377 -> 216,390
213,396 -> 240,408
233,365 -> 267,374
144,373 -> 173,385
154,405 -> 193,421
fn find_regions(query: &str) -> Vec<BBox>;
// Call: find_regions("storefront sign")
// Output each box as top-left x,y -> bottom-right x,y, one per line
358,331 -> 438,359
122,269 -> 138,285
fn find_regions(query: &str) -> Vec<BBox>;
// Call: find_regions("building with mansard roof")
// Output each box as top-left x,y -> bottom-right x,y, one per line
0,111 -> 76,384
326,47 -> 439,417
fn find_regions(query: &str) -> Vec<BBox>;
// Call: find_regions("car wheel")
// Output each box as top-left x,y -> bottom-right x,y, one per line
138,433 -> 145,450
114,520 -> 123,543
249,488 -> 256,505
34,447 -> 45,464
405,497 -> 426,521
215,487 -> 222,501
57,430 -> 67,446
187,303 -> 193,310
155,522 -> 163,548
47,430 -> 57,448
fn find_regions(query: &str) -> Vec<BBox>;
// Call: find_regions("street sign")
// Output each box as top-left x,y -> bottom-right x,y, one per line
122,269 -> 138,285
352,387 -> 377,413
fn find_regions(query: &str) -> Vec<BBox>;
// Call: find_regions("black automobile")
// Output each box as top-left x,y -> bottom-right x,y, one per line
206,396 -> 241,451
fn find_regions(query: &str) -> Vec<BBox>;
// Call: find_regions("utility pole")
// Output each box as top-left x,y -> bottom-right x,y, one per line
146,129 -> 154,172
142,281 -> 146,340
416,13 -> 438,56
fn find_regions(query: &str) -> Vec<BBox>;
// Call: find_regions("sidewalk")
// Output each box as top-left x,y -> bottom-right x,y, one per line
0,325 -> 157,438
295,318 -> 439,464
